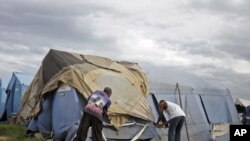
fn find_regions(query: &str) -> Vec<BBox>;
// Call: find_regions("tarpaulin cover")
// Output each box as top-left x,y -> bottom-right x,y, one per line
18,49 -> 152,126
235,98 -> 250,108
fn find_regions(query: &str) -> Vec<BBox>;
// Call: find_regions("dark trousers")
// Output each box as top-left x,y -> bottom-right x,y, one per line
74,112 -> 104,141
168,116 -> 185,141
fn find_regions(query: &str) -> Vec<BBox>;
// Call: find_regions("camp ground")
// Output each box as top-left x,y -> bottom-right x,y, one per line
18,49 -> 241,141
144,65 -> 241,141
0,72 -> 33,122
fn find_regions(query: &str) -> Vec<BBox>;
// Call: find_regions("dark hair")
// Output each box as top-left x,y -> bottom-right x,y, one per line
103,87 -> 112,95
159,100 -> 167,110
159,100 -> 165,104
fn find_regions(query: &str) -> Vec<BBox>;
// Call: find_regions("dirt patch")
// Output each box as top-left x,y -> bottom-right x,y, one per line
0,136 -> 10,141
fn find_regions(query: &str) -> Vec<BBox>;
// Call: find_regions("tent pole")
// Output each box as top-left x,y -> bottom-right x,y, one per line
176,83 -> 190,141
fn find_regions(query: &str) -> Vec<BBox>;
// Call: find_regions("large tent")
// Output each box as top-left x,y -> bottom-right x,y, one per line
19,49 -> 155,141
143,65 -> 241,141
0,72 -> 33,121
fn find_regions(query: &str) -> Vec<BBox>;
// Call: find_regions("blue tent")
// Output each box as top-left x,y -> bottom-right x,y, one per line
143,65 -> 241,141
0,89 -> 5,119
0,89 -> 7,120
0,79 -> 7,119
0,72 -> 33,121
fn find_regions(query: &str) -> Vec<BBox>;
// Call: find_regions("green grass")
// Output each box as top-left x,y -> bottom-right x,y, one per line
0,124 -> 44,141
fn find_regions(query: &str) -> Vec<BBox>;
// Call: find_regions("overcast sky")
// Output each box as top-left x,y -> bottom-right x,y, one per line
0,0 -> 249,99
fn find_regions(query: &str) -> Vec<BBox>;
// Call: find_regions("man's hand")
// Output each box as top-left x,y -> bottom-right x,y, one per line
156,124 -> 164,128
154,121 -> 164,128
153,121 -> 169,128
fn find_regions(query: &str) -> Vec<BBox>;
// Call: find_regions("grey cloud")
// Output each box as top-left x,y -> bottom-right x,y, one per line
214,27 -> 250,61
155,38 -> 228,60
159,0 -> 250,61
217,42 -> 250,60
0,44 -> 48,55
180,41 -> 228,58
158,23 -> 250,62
187,0 -> 250,17
0,0 -> 120,51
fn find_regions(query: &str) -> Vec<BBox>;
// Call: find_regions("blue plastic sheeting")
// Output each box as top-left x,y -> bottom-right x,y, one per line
28,94 -> 53,136
201,94 -> 240,124
38,95 -> 53,134
14,73 -> 33,85
0,88 -> 6,118
52,86 -> 84,140
28,85 -> 85,141
3,72 -> 32,120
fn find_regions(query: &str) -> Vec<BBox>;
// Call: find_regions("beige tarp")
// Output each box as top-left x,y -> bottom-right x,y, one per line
235,98 -> 250,108
211,123 -> 229,140
18,49 -> 153,126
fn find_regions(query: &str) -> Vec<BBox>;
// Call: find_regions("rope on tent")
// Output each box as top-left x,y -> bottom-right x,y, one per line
176,83 -> 190,141
131,123 -> 149,141
102,131 -> 107,141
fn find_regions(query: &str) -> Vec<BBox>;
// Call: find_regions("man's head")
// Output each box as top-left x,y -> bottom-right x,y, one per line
103,87 -> 112,97
159,100 -> 167,111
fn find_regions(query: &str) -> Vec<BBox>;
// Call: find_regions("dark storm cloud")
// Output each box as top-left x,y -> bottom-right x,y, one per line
0,0 -> 120,51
